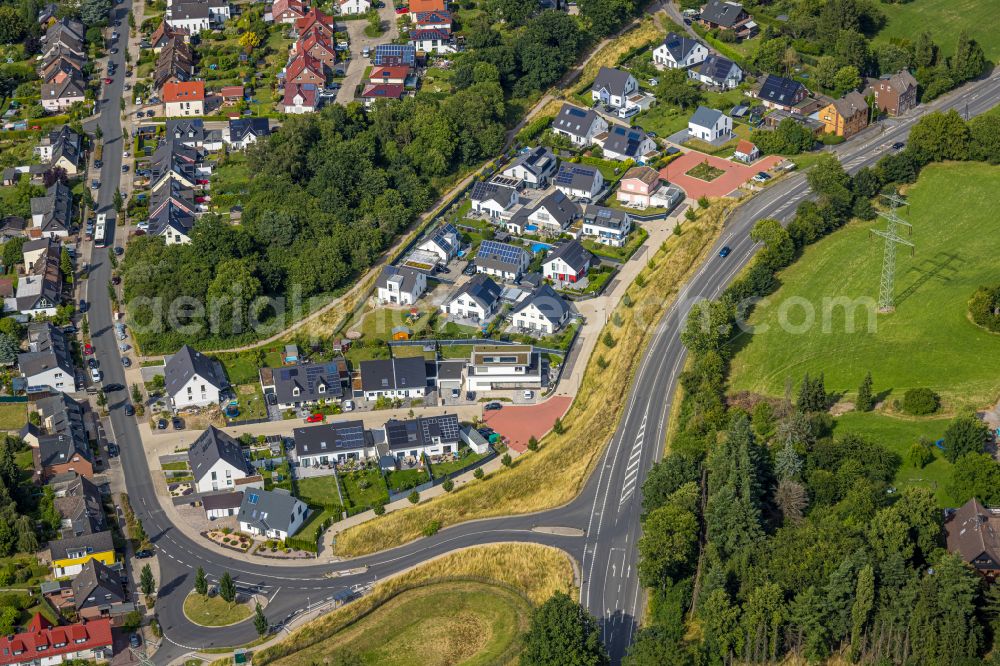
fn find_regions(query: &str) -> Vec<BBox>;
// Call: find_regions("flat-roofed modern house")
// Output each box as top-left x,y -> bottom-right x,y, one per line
293,420 -> 374,466
465,345 -> 543,392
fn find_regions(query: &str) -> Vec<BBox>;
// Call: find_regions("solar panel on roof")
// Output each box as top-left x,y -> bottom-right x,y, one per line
479,240 -> 525,265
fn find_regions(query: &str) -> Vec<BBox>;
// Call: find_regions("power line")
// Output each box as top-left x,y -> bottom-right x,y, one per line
870,193 -> 914,312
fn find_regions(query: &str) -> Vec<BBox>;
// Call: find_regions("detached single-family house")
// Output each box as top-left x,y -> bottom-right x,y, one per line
15,242 -> 62,316
18,323 -> 73,393
582,206 -> 632,247
819,90 -> 870,139
415,9 -> 452,29
359,356 -> 429,400
294,420 -> 374,466
525,190 -> 580,235
373,44 -> 416,66
552,103 -> 608,147
756,74 -> 808,112
733,139 -> 760,163
238,489 -> 308,540
51,474 -> 106,539
591,67 -> 638,109
470,180 -> 518,218
0,614 -> 112,666
384,414 -> 461,459
945,498 -> 1000,580
166,1 -> 212,32
699,0 -> 758,40
71,559 -> 128,621
600,125 -> 658,162
30,181 -> 73,238
543,240 -> 593,284
689,55 -> 743,89
408,28 -> 456,54
226,118 -> 270,150
189,426 -> 255,493
163,81 -> 205,116
41,71 -> 85,112
465,345 -> 542,392
376,265 -> 427,305
553,163 -> 604,201
688,105 -> 733,142
653,32 -> 709,70
511,284 -> 572,335
475,240 -> 531,282
502,146 -> 558,189
867,70 -> 918,117
360,83 -> 404,106
339,0 -> 371,14
441,274 -> 502,323
272,0 -> 308,23
295,8 -> 337,38
49,530 -> 115,578
416,223 -> 460,263
164,344 -> 227,410
285,53 -> 326,86
282,83 -> 319,114
260,359 -> 348,410
369,65 -> 412,85
616,165 -> 682,210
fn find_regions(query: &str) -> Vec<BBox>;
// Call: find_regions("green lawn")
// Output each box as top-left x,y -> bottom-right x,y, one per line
874,0 -> 1000,59
339,468 -> 389,509
295,476 -> 342,509
228,383 -> 268,422
635,90 -> 745,139
385,468 -> 429,493
183,593 -> 251,627
271,582 -> 530,666
429,447 -> 488,478
686,161 -> 726,181
729,162 -> 1000,412
218,353 -> 261,385
0,403 -> 26,431
832,411 -> 954,505
162,461 -> 188,471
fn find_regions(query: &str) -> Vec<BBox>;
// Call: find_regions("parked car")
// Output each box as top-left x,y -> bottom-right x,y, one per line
172,417 -> 184,430
103,77 -> 112,84
523,390 -> 534,400
121,357 -> 131,367
63,325 -> 77,334
157,419 -> 167,430
88,358 -> 99,369
114,246 -> 124,256
111,275 -> 121,285
94,160 -> 103,168
129,635 -> 142,649
121,164 -> 129,173
107,443 -> 119,457
110,48 -> 118,54
91,179 -> 100,189
305,413 -> 324,423
342,400 -> 354,412
84,343 -> 94,356
892,141 -> 905,150
484,402 -> 503,411
90,368 -> 101,382
134,549 -> 154,559
451,388 -> 460,399
123,404 -> 134,416
119,343 -> 130,352
463,263 -> 476,276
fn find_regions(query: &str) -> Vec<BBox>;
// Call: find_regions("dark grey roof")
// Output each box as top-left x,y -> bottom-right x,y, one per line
53,474 -> 106,538
532,190 -> 580,227
268,360 -> 346,404
508,146 -> 557,178
41,74 -> 84,102
476,240 -> 530,273
228,118 -> 270,143
554,163 -> 601,192
202,491 -> 244,511
511,284 -> 571,325
583,205 -> 630,231
360,356 -> 428,393
48,126 -> 82,168
758,74 -> 805,105
520,272 -> 543,289
545,239 -> 594,273
470,180 -> 516,208
384,413 -> 461,451
436,360 -> 465,381
164,345 -> 227,398
18,323 -> 73,381
592,67 -> 634,96
696,55 -> 740,83
238,488 -> 307,535
166,119 -> 205,145
170,1 -> 211,20
700,0 -> 747,28
188,426 -> 253,482
553,103 -> 601,138
71,559 -> 124,610
293,420 -> 370,457
31,181 -> 73,234
690,105 -> 725,128
424,223 -> 458,256
49,529 -> 114,561
451,273 -> 502,311
661,32 -> 704,63
601,125 -> 652,159
377,265 -> 422,295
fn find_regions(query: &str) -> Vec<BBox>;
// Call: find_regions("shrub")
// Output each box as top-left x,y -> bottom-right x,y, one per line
372,501 -> 385,516
901,388 -> 940,415
501,453 -> 512,467
474,468 -> 485,480
422,520 -> 441,536
442,479 -> 454,492
527,436 -> 539,451
407,490 -> 420,504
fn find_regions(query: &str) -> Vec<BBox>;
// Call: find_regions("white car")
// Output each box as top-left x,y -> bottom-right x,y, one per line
342,400 -> 354,412
618,106 -> 640,119
90,368 -> 101,382
523,390 -> 534,400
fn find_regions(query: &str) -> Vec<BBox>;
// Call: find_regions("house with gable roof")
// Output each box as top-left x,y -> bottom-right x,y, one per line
441,274 -> 502,323
653,32 -> 709,70
470,180 -> 518,218
238,488 -> 308,540
511,284 -> 572,335
189,426 -> 256,493
475,240 -> 531,282
164,344 -> 227,409
543,240 -> 594,284
359,356 -> 428,400
416,223 -> 460,264
376,265 -> 427,305
698,0 -> 757,40
591,67 -> 638,109
688,105 -> 733,142
552,103 -> 608,147
501,146 -> 558,189
293,420 -> 374,465
755,74 -> 808,112
689,54 -> 743,89
259,358 -> 348,410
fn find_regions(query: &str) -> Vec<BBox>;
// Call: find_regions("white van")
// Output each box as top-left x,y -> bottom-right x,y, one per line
618,105 -> 640,119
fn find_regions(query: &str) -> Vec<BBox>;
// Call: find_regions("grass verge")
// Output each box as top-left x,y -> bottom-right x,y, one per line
334,203 -> 729,556
254,543 -> 574,666
182,593 -> 252,627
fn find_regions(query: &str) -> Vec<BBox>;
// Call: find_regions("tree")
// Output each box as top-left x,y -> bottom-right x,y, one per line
835,29 -> 870,73
474,468 -> 485,480
908,438 -> 934,469
774,478 -> 808,524
552,417 -> 565,434
527,436 -> 539,451
908,110 -> 971,162
833,65 -> 861,95
951,31 -> 985,83
254,601 -> 268,637
0,318 -> 22,340
60,247 -> 73,282
364,9 -> 380,36
942,413 -> 989,463
441,478 -> 454,492
521,592 -> 609,666
0,7 -> 27,45
113,189 -> 124,214
948,453 -> 1000,504
874,43 -> 911,75
775,440 -> 803,481
814,56 -> 840,90
797,373 -> 828,413
0,335 -> 18,366
642,452 -> 700,516
219,571 -> 236,603
901,387 -> 940,415
750,218 -> 794,270
576,0 -> 635,37
751,37 -> 790,74
913,31 -> 937,68
239,30 -> 261,53
407,490 -> 420,504
79,0 -> 112,26
484,0 -> 537,24
856,371 -> 873,411
638,483 -> 699,588
195,566 -> 208,595
501,453 -> 512,467
140,564 -> 155,597
849,564 -> 874,659
969,114 -> 1000,164
655,69 -> 701,110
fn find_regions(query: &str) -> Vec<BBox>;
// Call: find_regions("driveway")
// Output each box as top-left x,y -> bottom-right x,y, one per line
662,150 -> 783,198
335,2 -> 402,104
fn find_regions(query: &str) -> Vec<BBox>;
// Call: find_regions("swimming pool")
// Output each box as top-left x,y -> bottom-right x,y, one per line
531,242 -> 553,253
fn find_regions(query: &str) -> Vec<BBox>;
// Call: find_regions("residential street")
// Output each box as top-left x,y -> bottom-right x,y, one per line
335,2 -> 403,105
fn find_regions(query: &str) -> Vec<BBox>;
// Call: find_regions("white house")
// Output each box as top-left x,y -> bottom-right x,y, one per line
376,265 -> 427,305
591,67 -> 638,109
552,103 -> 608,147
338,0 -> 370,14
689,55 -> 743,89
688,105 -> 733,142
543,240 -> 593,285
189,426 -> 256,494
238,489 -> 308,540
600,125 -> 658,163
475,240 -> 531,282
163,344 -> 227,410
225,118 -> 270,150
384,414 -> 461,460
294,421 -> 374,466
525,190 -> 580,235
441,274 -> 502,323
18,323 -> 74,393
416,223 -> 460,264
501,146 -> 558,189
734,139 -> 760,163
553,163 -> 604,201
359,356 -> 428,401
511,284 -> 572,336
582,206 -> 632,248
465,345 -> 542,392
470,180 -> 518,219
408,28 -> 456,54
653,32 -> 709,70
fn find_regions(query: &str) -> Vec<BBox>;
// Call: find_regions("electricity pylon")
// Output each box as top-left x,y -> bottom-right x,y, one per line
870,193 -> 913,313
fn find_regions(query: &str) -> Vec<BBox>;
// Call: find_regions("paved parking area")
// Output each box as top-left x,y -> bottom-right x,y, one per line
482,396 -> 573,453
662,150 -> 783,198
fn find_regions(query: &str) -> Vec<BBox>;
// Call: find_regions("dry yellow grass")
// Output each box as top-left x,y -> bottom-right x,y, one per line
254,543 -> 575,665
334,204 -> 730,557
573,15 -> 664,92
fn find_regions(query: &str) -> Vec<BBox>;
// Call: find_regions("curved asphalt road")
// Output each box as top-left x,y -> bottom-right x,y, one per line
86,4 -> 1000,658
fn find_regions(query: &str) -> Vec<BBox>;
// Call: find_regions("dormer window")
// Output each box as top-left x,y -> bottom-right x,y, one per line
317,383 -> 326,394
292,387 -> 300,397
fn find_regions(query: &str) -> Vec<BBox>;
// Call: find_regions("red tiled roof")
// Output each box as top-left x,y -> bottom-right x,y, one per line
298,30 -> 335,56
285,52 -> 324,82
408,0 -> 446,12
294,8 -> 335,35
163,80 -> 205,102
361,83 -> 404,99
736,140 -> 757,154
370,65 -> 410,81
220,85 -> 244,98
273,0 -> 308,18
0,614 -> 112,666
283,83 -> 318,108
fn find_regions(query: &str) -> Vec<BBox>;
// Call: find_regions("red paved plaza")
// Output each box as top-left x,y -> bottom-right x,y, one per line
482,396 -> 573,453
662,150 -> 783,198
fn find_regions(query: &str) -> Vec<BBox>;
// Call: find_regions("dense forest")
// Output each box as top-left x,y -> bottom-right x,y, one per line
625,112 -> 1000,665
